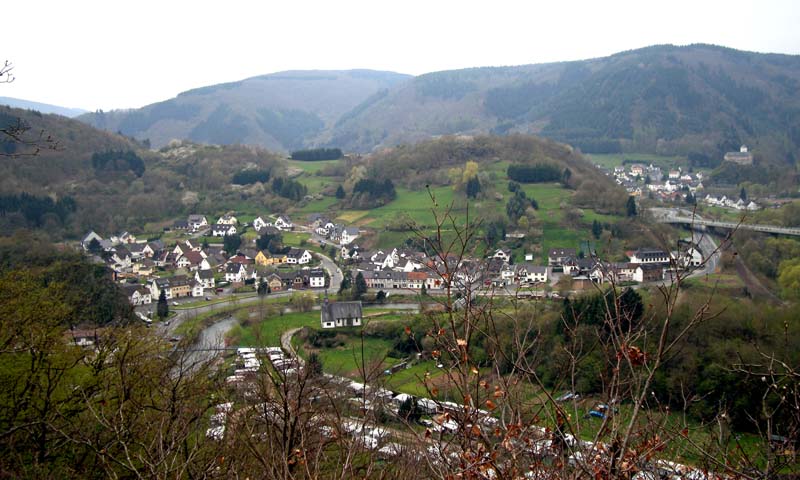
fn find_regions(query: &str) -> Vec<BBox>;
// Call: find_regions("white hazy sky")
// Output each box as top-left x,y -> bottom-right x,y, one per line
3,0 -> 799,111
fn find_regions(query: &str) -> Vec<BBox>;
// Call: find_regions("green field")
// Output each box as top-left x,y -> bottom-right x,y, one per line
285,158 -> 342,174
281,156 -> 627,260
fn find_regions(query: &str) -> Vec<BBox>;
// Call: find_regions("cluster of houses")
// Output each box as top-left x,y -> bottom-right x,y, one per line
546,243 -> 704,287
485,248 -> 549,288
307,214 -> 360,245
170,213 -> 297,237
605,163 -> 705,201
344,244 -> 482,292
703,194 -> 759,211
81,223 -> 324,307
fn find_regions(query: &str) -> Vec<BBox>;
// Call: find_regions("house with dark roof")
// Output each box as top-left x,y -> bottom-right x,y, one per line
320,299 -> 363,329
195,269 -> 215,289
724,145 -> 753,165
211,224 -> 237,237
548,248 -> 576,267
629,249 -> 670,265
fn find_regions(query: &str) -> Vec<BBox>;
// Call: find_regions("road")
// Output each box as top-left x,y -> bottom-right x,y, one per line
650,207 -> 800,237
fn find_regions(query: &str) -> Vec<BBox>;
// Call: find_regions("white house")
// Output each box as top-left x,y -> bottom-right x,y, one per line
122,285 -> 152,306
309,269 -> 326,288
252,216 -> 272,231
490,249 -> 512,264
340,227 -> 360,245
225,264 -> 248,283
195,269 -> 216,289
274,215 -> 294,231
286,248 -> 313,265
320,299 -> 362,329
81,231 -> 103,251
217,214 -> 238,225
673,246 -> 703,268
212,224 -> 238,237
188,215 -> 209,232
517,264 -> 548,284
629,249 -> 670,264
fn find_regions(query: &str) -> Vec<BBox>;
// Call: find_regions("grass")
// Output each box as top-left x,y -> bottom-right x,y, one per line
285,159 -> 342,174
315,336 -> 398,377
233,311 -> 321,347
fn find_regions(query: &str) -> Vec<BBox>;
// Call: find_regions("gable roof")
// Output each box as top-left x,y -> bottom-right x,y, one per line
548,248 -> 576,257
321,300 -> 363,325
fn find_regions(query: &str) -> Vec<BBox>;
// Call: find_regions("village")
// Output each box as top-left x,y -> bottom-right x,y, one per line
79,207 -> 710,315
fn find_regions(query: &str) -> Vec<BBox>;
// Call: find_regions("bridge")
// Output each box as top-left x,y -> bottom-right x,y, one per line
649,208 -> 800,237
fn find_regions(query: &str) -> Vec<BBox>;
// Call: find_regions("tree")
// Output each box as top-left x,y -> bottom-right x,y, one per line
257,279 -> 268,297
398,396 -> 421,423
561,167 -> 572,187
306,352 -> 323,377
156,290 -> 168,320
626,195 -> 637,217
420,283 -> 427,297
339,271 -> 351,294
592,219 -> 602,239
354,272 -> 367,300
335,184 -> 345,199
740,187 -> 748,202
87,238 -> 103,254
376,290 -> 387,304
223,234 -> 242,255
465,176 -> 481,199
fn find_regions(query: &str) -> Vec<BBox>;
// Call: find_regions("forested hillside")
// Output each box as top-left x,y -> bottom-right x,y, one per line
328,44 -> 800,165
78,70 -> 410,151
0,106 -> 286,237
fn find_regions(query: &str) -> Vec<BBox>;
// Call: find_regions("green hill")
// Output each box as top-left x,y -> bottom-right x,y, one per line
78,70 -> 410,151
1,106 -> 286,237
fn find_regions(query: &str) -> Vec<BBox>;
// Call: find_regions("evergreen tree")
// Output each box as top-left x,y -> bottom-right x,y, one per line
561,167 -> 572,186
626,196 -> 637,217
307,352 -> 323,377
339,271 -> 352,293
465,176 -> 481,199
376,290 -> 387,304
257,279 -> 268,297
87,238 -> 102,254
156,290 -> 168,320
354,272 -> 368,300
740,187 -> 747,202
335,184 -> 345,199
420,283 -> 427,297
398,396 -> 421,422
223,234 -> 242,256
592,220 -> 602,239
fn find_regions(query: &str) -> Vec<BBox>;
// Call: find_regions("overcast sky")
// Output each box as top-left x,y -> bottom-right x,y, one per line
3,0 -> 799,111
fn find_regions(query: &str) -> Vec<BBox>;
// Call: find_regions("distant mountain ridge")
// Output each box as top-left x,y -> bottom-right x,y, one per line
78,45 -> 800,164
0,96 -> 87,118
78,70 -> 410,151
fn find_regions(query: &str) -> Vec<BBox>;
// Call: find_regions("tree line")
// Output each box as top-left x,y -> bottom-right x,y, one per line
0,193 -> 77,228
507,163 -> 563,183
290,148 -> 342,161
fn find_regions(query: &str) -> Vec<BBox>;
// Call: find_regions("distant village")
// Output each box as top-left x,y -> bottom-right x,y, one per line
597,145 -> 761,211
